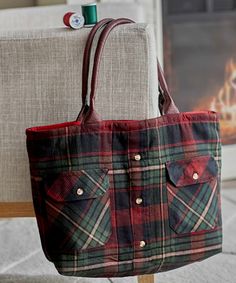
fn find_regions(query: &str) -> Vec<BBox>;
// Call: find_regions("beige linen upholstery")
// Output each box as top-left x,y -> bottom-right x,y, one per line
0,5 -> 159,204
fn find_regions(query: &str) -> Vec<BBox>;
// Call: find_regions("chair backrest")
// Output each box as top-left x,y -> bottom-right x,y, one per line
0,5 -> 158,217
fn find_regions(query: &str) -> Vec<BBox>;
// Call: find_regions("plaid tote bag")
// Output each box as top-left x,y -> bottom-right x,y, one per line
26,18 -> 222,277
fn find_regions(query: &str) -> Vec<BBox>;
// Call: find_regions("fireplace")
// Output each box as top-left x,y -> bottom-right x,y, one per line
163,0 -> 236,145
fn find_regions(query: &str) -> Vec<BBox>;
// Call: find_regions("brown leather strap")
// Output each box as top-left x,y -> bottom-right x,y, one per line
82,19 -> 134,123
81,18 -> 179,124
82,18 -> 113,104
157,60 -> 179,115
77,18 -> 113,121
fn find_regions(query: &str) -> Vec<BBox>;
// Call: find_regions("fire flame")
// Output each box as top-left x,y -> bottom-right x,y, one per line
211,58 -> 236,124
194,58 -> 236,144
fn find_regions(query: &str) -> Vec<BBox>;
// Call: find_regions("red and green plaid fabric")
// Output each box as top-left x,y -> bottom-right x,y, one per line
26,111 -> 222,277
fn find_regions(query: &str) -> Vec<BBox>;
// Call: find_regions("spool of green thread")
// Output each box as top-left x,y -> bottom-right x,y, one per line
81,3 -> 98,27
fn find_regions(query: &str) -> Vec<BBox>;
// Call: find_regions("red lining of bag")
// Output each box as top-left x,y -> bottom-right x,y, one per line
26,111 -> 218,133
27,121 -> 81,132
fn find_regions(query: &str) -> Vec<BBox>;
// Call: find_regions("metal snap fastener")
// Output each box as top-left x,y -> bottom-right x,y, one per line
134,154 -> 141,161
192,172 -> 199,180
136,198 -> 143,205
76,188 -> 84,196
139,240 -> 146,248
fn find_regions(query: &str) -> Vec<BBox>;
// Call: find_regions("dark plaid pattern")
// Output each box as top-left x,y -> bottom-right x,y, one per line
26,111 -> 222,277
42,169 -> 111,251
166,156 -> 219,234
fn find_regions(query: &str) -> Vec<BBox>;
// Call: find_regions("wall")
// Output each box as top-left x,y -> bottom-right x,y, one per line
0,0 -> 66,9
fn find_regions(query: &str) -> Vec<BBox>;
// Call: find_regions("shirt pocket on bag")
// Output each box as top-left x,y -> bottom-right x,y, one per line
42,168 -> 112,252
166,155 -> 220,235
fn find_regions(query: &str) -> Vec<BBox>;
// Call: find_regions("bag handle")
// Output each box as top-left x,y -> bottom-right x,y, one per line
81,18 -> 179,123
81,19 -> 135,123
157,60 -> 179,115
77,18 -> 113,121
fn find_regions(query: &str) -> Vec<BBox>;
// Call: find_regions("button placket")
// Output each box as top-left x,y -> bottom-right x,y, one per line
130,152 -> 147,250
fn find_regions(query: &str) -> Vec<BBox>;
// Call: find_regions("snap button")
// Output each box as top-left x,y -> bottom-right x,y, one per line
134,154 -> 141,161
136,198 -> 143,205
76,188 -> 84,196
192,172 -> 199,180
139,240 -> 146,248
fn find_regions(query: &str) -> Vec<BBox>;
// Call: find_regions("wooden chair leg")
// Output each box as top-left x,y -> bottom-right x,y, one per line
137,274 -> 155,283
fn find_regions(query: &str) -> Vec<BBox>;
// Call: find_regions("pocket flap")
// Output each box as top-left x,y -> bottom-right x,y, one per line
166,155 -> 218,187
44,169 -> 109,202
